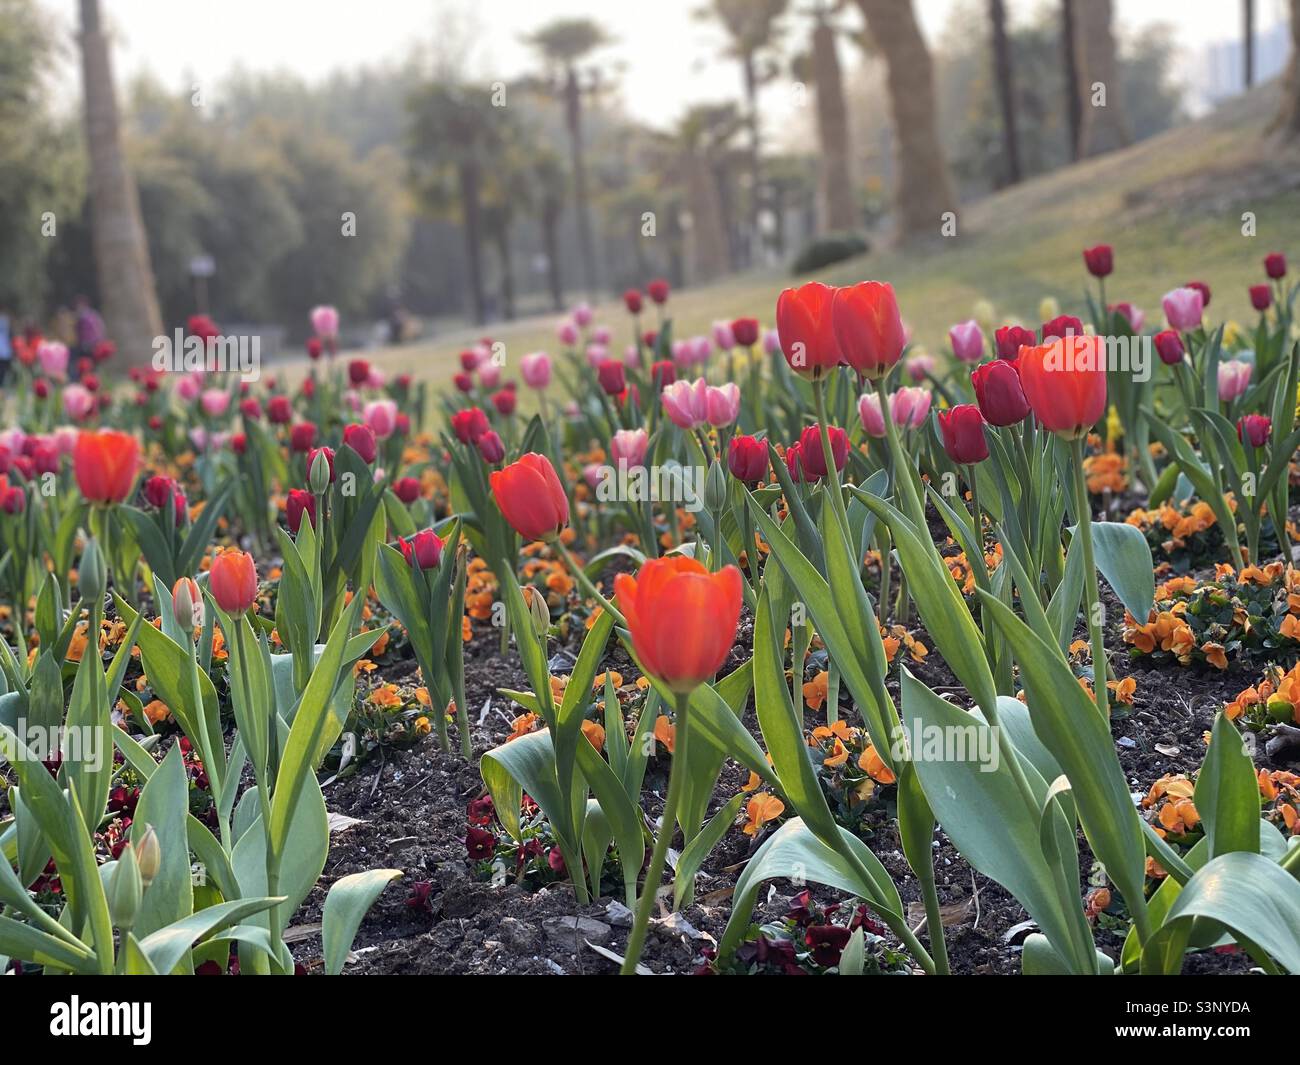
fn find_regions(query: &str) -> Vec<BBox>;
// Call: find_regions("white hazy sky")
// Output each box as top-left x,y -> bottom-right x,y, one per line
45,0 -> 1290,129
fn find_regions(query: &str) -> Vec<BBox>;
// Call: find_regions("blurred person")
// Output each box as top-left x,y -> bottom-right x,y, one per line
0,308 -> 11,387
74,295 -> 106,363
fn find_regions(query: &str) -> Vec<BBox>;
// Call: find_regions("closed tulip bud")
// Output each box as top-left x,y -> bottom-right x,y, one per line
727,434 -> 767,484
79,536 -> 107,605
623,288 -> 644,315
705,459 -> 728,514
1264,252 -> 1287,279
597,360 -> 626,395
107,843 -> 143,930
797,424 -> 848,479
858,391 -> 886,438
647,278 -> 670,305
1153,329 -> 1185,366
730,317 -> 760,347
393,476 -> 421,504
1082,244 -> 1113,278
172,576 -> 203,630
522,584 -> 552,638
308,447 -> 334,492
489,453 -> 570,542
1237,414 -> 1271,448
476,429 -> 506,464
1249,284 -> 1272,312
135,824 -> 161,888
610,428 -> 649,470
890,385 -> 932,430
398,528 -> 443,571
143,474 -> 177,510
491,388 -> 517,416
948,319 -> 984,363
209,549 -> 259,613
937,405 -> 989,464
970,359 -> 1029,426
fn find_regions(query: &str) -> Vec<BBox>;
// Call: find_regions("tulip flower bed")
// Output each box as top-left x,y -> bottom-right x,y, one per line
3,249 -> 1300,980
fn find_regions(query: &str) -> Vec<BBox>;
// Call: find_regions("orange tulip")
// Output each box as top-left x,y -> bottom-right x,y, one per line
831,281 -> 907,379
489,452 -> 569,542
1016,336 -> 1107,438
614,557 -> 742,694
209,549 -> 259,613
73,429 -> 140,504
775,282 -> 843,379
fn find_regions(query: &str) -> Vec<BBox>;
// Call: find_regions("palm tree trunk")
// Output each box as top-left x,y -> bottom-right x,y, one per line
741,50 -> 761,266
564,67 -> 598,297
685,153 -> 730,282
1061,0 -> 1082,160
1072,0 -> 1131,157
854,0 -> 955,242
458,161 -> 487,325
1244,0 -> 1256,88
542,202 -> 564,311
1273,0 -> 1300,137
989,0 -> 1022,186
812,16 -> 857,232
78,0 -> 162,366
495,225 -> 515,322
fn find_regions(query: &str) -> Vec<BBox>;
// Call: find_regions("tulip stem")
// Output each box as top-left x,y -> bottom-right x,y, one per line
555,539 -> 626,627
811,378 -> 851,539
1071,437 -> 1109,720
621,691 -> 691,974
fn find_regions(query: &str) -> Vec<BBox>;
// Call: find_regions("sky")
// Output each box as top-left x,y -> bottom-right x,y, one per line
45,0 -> 1290,129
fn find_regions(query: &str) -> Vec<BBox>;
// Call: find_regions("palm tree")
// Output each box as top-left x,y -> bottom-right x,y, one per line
669,104 -> 741,283
1244,0 -> 1256,88
1060,0 -> 1082,160
407,82 -> 500,324
794,1 -> 856,233
1071,0 -> 1130,157
525,18 -> 610,297
852,0 -> 955,242
78,0 -> 162,364
988,0 -> 1022,186
1273,0 -> 1300,137
701,0 -> 788,263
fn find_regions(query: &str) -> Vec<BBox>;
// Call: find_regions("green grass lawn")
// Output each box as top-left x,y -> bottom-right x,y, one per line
367,83 -> 1300,395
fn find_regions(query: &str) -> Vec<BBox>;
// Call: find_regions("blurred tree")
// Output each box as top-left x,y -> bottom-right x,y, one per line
407,82 -> 503,324
792,1 -> 857,234
699,0 -> 788,264
480,112 -> 541,322
0,0 -> 84,316
79,0 -> 163,363
533,147 -> 568,312
853,0 -> 955,242
671,104 -> 743,282
1244,0 -> 1255,88
1071,0 -> 1131,157
988,0 -> 1021,186
1276,0 -> 1300,139
525,18 -> 611,297
1060,0 -> 1081,160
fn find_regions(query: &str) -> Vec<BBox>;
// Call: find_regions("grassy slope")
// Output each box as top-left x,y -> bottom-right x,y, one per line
366,84 -> 1300,392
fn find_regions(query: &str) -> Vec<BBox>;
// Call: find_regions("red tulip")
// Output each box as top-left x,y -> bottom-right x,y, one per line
797,424 -> 848,479
784,441 -> 808,483
1016,337 -> 1107,438
1082,244 -> 1113,278
347,359 -> 370,386
306,337 -> 322,360
398,528 -> 443,571
597,360 -> 626,396
1,486 -> 25,515
1265,252 -> 1287,280
830,281 -> 906,379
651,361 -> 676,390
1184,280 -> 1211,308
286,488 -> 316,533
970,360 -> 1029,427
290,422 -> 317,452
74,430 -> 140,504
727,435 -> 768,485
489,453 -> 570,542
1041,314 -> 1084,341
1153,329 -> 1185,366
1237,414 -> 1271,448
937,405 -> 989,464
343,423 -> 377,464
730,317 -> 760,347
451,407 -> 489,445
143,474 -> 177,510
491,388 -> 517,416
476,430 -> 505,464
623,289 -> 644,315
209,549 -> 259,613
267,396 -> 292,424
647,279 -> 670,305
614,556 -> 742,693
1250,284 -> 1272,311
393,477 -> 421,504
776,282 -> 842,379
994,324 -> 1036,361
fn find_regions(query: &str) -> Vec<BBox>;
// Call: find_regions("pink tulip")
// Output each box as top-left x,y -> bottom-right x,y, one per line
691,336 -> 712,365
661,378 -> 710,429
858,392 -> 886,438
557,320 -> 579,346
586,343 -> 609,367
1162,287 -> 1204,332
52,426 -> 79,454
37,342 -> 70,379
1111,302 -> 1145,333
572,303 -> 594,328
762,328 -> 781,356
948,320 -> 984,363
0,429 -> 26,455
712,321 -> 735,351
592,325 -> 611,345
891,386 -> 932,430
610,428 -> 649,469
175,373 -> 203,402
366,366 -> 387,389
906,352 -> 936,383
188,428 -> 229,452
364,399 -> 398,439
63,385 -> 95,421
200,389 -> 231,417
623,343 -> 641,368
310,305 -> 339,339
520,352 -> 552,389
706,383 -> 741,427
477,361 -> 501,389
582,463 -> 603,490
1217,359 -> 1253,403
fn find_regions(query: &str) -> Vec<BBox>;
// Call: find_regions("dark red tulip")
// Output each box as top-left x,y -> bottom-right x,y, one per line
1082,244 -> 1113,278
267,396 -> 292,424
451,407 -> 490,445
796,424 -> 847,480
347,359 -> 370,386
399,528 -> 443,571
994,324 -> 1035,361
1237,414 -> 1271,448
1041,314 -> 1084,341
623,289 -> 644,315
290,422 -> 317,452
286,488 -> 316,533
597,360 -> 626,396
647,279 -> 670,305
143,475 -> 177,510
491,388 -> 516,416
971,359 -> 1029,426
393,477 -> 421,504
730,317 -> 760,347
1250,284 -> 1272,311
651,360 -> 676,390
476,430 -> 505,464
1154,329 -> 1185,366
727,435 -> 768,484
1265,252 -> 1287,280
342,423 -> 377,464
1184,280 -> 1211,308
937,405 -> 989,464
